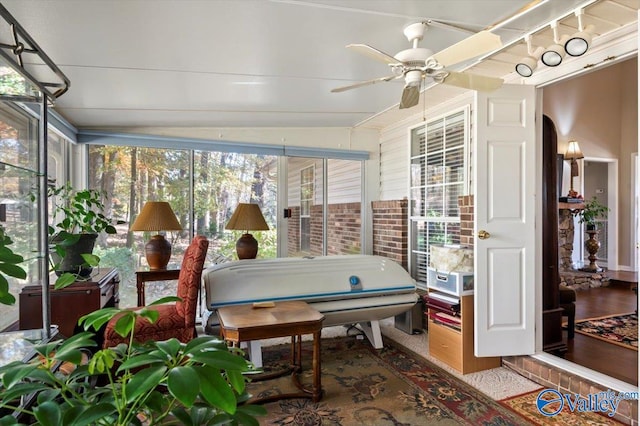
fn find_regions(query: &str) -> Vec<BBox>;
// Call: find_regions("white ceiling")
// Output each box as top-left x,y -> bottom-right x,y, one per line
0,0 -> 634,130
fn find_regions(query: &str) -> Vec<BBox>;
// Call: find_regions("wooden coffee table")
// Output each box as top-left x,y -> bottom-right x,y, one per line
216,300 -> 325,402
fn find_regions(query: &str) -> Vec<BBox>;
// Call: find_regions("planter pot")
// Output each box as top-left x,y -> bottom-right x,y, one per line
51,233 -> 98,277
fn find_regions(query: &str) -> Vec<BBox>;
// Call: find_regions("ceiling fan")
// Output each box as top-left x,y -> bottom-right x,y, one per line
331,22 -> 504,109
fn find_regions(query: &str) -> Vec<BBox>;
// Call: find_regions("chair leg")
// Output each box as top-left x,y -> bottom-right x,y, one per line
567,311 -> 575,340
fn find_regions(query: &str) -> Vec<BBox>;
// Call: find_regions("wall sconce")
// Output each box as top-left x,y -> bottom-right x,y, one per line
541,21 -> 569,67
225,203 -> 269,259
565,9 -> 594,57
130,201 -> 183,270
515,35 -> 544,78
564,139 -> 584,196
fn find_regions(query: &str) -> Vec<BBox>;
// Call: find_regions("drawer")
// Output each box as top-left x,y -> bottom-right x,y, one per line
100,282 -> 116,307
428,319 -> 463,370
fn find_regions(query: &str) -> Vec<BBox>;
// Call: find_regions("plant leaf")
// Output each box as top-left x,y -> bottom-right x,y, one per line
156,339 -> 181,358
113,312 -> 136,338
33,401 -> 62,426
231,409 -> 262,426
54,273 -> 77,290
190,350 -> 250,372
183,336 -> 228,355
236,404 -> 267,417
168,366 -> 200,407
0,362 -> 39,388
226,370 -> 246,394
196,365 -> 237,414
148,296 -> 181,306
125,365 -> 167,403
0,291 -> 15,306
79,307 -> 121,331
80,253 -> 100,266
0,247 -> 23,264
66,403 -> 117,426
117,354 -> 166,372
0,382 -> 48,402
0,263 -> 27,280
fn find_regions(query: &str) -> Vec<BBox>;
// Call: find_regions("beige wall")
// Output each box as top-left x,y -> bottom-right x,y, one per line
543,57 -> 638,269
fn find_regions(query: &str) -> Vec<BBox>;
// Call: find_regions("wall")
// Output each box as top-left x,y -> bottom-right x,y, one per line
543,57 -> 638,269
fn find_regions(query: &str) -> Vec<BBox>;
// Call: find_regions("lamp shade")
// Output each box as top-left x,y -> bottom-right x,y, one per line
130,201 -> 182,270
130,201 -> 182,232
564,140 -> 584,160
225,203 -> 269,232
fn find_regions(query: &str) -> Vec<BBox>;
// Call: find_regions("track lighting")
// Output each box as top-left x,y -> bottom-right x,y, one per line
541,22 -> 567,67
565,9 -> 594,57
515,35 -> 543,78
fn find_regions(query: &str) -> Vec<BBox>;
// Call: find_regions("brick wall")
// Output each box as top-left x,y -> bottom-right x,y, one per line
372,199 -> 408,270
285,200 -> 408,267
458,195 -> 474,248
287,206 -> 300,255
326,202 -> 361,255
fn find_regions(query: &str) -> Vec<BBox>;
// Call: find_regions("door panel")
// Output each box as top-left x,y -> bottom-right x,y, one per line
475,85 -> 536,356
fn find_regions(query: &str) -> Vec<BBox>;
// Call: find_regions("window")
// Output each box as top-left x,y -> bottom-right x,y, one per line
409,108 -> 468,288
87,145 -> 277,308
299,165 -> 314,253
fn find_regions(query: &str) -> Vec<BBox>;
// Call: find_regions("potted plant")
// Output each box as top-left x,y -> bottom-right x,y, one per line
48,182 -> 122,288
576,196 -> 609,231
0,298 -> 266,425
0,224 -> 26,306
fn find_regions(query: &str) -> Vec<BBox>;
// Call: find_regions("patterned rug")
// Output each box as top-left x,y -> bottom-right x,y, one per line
573,313 -> 638,350
250,336 -> 532,425
500,390 -> 624,425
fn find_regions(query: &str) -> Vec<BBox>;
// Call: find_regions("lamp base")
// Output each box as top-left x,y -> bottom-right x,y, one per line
145,234 -> 172,270
236,233 -> 258,259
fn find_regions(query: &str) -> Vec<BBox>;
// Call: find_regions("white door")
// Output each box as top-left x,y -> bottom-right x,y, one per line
474,84 -> 537,356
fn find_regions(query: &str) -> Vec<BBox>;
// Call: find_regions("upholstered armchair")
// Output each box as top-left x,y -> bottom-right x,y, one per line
103,235 -> 209,348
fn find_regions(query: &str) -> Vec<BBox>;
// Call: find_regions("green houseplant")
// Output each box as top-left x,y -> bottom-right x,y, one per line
0,224 -> 26,306
576,196 -> 609,231
48,182 -> 122,289
0,298 -> 266,425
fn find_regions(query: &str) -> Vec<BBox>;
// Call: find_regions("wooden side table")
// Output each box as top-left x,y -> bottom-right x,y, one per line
217,300 -> 325,403
135,269 -> 180,306
19,268 -> 120,337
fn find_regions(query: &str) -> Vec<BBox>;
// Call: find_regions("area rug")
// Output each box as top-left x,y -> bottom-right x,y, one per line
249,337 -> 532,425
573,313 -> 638,350
500,390 -> 624,425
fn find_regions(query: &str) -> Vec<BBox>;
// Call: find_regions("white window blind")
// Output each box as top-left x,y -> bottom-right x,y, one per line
409,109 -> 468,288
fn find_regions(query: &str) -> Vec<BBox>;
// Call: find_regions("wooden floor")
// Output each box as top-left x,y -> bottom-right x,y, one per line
561,284 -> 637,385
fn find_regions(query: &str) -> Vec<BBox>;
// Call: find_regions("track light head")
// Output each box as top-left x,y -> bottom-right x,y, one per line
515,46 -> 544,77
542,33 -> 570,67
565,24 -> 594,57
515,36 -> 543,78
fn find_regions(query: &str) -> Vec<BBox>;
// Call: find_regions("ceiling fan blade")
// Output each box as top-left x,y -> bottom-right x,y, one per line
346,44 -> 399,65
442,71 -> 503,91
431,31 -> 502,67
331,74 -> 400,93
399,85 -> 420,109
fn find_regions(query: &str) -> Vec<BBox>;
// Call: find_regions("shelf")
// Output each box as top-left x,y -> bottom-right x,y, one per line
558,202 -> 584,210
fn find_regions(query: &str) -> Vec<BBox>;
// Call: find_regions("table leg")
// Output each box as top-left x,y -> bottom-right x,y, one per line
312,330 -> 322,402
136,275 -> 144,307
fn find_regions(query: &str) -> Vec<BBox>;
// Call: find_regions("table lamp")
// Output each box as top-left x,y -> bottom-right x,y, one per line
130,201 -> 182,270
225,203 -> 269,259
564,139 -> 584,197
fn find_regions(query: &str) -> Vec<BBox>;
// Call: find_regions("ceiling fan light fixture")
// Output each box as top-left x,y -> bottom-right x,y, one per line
404,69 -> 423,86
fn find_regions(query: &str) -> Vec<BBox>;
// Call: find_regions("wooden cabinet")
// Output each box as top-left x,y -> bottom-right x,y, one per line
428,294 -> 500,374
19,268 -> 119,337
